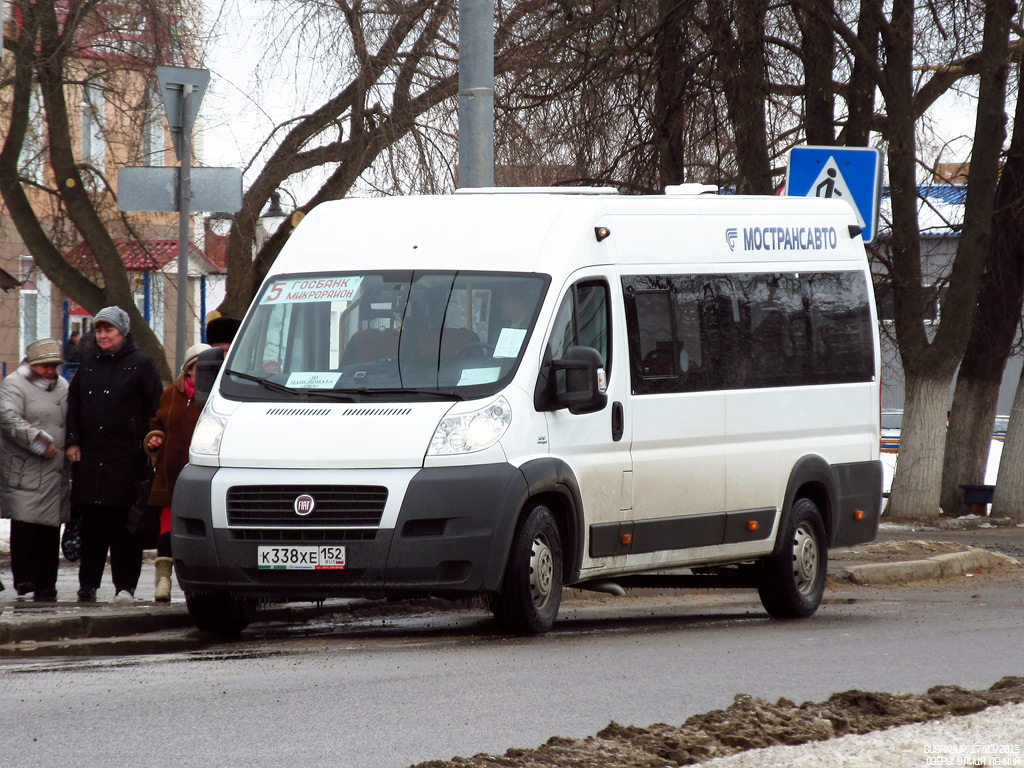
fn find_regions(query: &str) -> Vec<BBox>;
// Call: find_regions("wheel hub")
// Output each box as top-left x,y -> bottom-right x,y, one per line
792,523 -> 819,595
529,534 -> 554,608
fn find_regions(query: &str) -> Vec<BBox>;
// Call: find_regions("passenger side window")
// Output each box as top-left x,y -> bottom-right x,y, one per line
548,280 -> 611,370
623,271 -> 874,395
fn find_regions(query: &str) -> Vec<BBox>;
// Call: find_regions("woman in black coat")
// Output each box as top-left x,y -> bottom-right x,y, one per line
66,307 -> 163,602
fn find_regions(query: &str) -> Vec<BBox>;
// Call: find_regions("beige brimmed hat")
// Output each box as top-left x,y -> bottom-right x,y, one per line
182,342 -> 212,374
26,338 -> 64,365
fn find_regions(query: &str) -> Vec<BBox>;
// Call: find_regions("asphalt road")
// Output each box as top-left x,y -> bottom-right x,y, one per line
1,574 -> 1022,768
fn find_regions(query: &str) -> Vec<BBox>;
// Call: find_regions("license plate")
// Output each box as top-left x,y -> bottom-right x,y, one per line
257,546 -> 346,570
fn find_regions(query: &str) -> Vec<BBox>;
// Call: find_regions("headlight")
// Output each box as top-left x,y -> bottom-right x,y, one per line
191,410 -> 227,456
428,397 -> 512,455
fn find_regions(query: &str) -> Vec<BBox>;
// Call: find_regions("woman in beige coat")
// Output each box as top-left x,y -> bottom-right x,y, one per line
0,339 -> 70,601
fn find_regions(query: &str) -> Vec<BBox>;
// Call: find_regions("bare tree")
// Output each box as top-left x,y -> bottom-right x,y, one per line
215,0 -> 602,317
942,55 -> 1024,518
878,0 -> 1013,520
1,0 -> 201,381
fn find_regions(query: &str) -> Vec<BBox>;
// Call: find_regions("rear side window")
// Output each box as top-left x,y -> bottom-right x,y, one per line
623,271 -> 874,395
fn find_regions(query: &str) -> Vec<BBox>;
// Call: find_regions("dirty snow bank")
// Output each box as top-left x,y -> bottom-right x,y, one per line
694,703 -> 1024,767
413,677 -> 1024,768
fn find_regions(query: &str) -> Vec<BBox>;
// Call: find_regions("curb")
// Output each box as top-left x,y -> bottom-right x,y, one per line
836,547 -> 1022,586
0,599 -> 372,646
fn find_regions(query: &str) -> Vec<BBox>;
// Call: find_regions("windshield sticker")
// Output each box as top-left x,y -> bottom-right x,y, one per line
458,367 -> 502,386
286,372 -> 343,389
262,276 -> 364,305
493,327 -> 527,359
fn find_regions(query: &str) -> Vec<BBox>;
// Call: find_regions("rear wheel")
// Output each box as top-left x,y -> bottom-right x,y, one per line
491,504 -> 563,635
185,590 -> 257,635
758,497 -> 827,619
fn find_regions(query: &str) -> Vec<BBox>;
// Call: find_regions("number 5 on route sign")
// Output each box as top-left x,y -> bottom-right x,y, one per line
785,145 -> 884,243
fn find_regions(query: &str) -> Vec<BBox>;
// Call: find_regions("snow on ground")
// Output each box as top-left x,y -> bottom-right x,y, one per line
693,703 -> 1024,768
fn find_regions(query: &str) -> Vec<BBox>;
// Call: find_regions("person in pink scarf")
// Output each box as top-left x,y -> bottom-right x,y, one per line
143,343 -> 210,601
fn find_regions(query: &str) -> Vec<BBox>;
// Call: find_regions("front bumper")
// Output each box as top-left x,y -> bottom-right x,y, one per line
171,463 -> 529,600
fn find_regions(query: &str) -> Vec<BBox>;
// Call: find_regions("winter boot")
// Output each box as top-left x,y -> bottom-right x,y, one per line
154,557 -> 174,602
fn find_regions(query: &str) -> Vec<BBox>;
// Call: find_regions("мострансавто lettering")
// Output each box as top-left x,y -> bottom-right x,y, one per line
743,226 -> 838,251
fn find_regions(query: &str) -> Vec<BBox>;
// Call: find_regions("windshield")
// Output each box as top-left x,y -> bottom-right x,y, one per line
221,270 -> 549,401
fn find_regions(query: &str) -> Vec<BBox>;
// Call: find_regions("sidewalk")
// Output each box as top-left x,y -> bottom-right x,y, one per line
1,516 -> 1022,648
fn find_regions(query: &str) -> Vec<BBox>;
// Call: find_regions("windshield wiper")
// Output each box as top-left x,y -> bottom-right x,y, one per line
225,369 -> 356,401
226,369 -> 298,395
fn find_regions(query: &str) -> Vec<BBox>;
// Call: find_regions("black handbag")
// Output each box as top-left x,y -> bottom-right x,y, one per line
61,508 -> 83,562
125,463 -> 160,548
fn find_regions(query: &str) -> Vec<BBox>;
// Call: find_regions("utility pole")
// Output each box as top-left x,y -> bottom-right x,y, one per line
118,67 -> 240,373
458,0 -> 494,188
175,84 -> 194,372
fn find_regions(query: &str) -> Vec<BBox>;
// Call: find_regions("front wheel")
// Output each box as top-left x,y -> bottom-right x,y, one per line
757,497 -> 827,619
491,504 -> 563,635
185,590 -> 257,635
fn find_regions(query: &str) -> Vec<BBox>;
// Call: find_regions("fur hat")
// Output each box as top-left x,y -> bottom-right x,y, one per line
94,306 -> 130,336
182,343 -> 212,374
206,316 -> 241,346
26,338 -> 63,365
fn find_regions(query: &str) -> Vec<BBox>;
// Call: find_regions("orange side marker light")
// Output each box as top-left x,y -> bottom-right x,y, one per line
853,510 -> 864,521
747,521 -> 758,531
621,533 -> 633,545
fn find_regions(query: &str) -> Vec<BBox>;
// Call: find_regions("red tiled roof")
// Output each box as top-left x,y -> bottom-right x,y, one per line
65,239 -> 222,274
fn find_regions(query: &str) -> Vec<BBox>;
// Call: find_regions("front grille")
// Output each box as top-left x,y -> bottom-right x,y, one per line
226,485 -> 387,526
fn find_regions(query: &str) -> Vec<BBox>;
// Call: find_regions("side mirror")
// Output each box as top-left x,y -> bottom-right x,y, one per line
549,346 -> 608,415
194,347 -> 225,407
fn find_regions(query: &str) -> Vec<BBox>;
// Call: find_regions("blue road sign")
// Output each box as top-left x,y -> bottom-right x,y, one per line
786,145 -> 883,243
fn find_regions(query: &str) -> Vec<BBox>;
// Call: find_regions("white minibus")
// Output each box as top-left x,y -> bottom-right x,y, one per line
174,187 -> 883,634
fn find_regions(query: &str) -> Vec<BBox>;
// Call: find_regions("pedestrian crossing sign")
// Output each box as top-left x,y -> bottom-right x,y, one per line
785,145 -> 884,243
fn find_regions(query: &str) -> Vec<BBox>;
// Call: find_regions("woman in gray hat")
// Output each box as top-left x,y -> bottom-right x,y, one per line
66,306 -> 163,602
0,338 -> 70,601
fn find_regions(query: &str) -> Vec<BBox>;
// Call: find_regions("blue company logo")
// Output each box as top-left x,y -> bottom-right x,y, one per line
728,225 -> 839,252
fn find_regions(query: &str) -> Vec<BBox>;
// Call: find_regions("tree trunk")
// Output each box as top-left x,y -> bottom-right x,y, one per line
842,0 -> 880,146
941,374 -> 1002,515
941,54 -> 1024,516
884,0 -> 1011,520
705,0 -> 773,193
797,0 -> 835,145
653,0 -> 694,186
886,369 -> 950,520
992,365 -> 1024,523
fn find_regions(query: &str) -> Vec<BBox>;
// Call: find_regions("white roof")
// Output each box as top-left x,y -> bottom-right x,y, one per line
272,191 -> 866,279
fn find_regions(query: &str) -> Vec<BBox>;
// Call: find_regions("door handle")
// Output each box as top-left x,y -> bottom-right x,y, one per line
611,401 -> 624,442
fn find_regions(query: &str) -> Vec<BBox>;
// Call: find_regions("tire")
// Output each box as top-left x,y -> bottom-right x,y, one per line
491,504 -> 563,635
185,590 -> 256,635
757,497 -> 827,619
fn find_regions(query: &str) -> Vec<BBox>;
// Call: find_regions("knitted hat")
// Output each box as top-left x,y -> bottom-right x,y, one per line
182,343 -> 212,374
94,306 -> 130,336
206,316 -> 241,346
26,338 -> 63,365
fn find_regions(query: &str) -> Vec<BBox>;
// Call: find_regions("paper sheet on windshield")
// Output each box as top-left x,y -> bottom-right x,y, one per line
458,367 -> 502,386
286,372 -> 342,389
493,328 -> 527,359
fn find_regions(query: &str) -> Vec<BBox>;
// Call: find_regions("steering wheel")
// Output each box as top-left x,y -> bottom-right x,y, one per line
455,343 -> 493,360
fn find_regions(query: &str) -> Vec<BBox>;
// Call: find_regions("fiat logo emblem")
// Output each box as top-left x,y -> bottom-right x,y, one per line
294,494 -> 315,516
